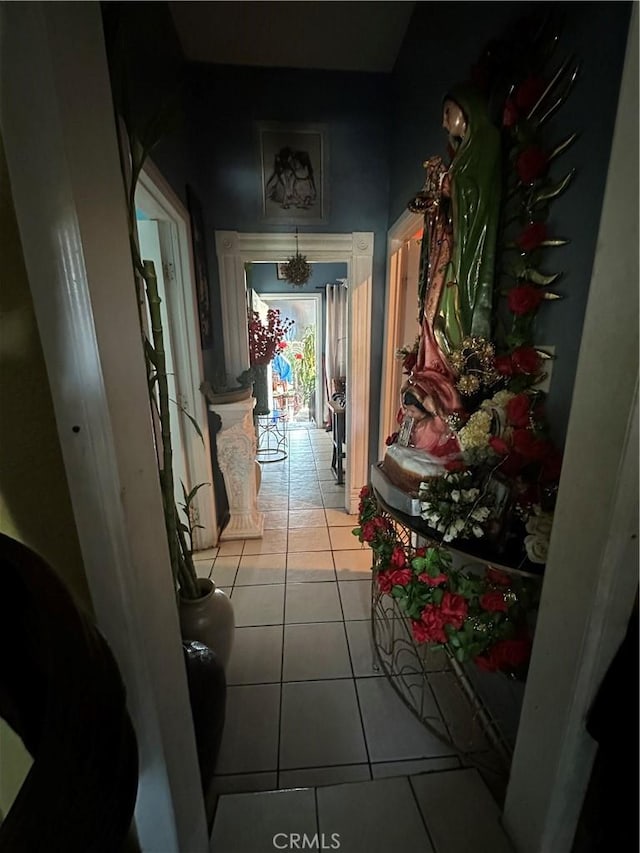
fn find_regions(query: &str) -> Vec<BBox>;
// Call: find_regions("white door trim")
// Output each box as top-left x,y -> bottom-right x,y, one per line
379,208 -> 422,460
216,230 -> 374,512
137,164 -> 218,547
0,4 -> 208,851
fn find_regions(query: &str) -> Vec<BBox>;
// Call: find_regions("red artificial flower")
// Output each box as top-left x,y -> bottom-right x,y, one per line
403,351 -> 418,373
361,521 -> 377,542
419,605 -> 448,644
294,353 -> 303,360
474,650 -> 500,672
489,435 -> 510,456
508,284 -> 545,316
516,146 -> 549,184
277,341 -> 288,349
516,222 -> 548,253
440,592 -> 468,630
480,591 -> 508,613
411,619 -> 432,644
495,354 -> 514,376
502,97 -> 519,128
415,547 -> 427,558
506,394 -> 531,428
515,76 -> 547,113
512,428 -> 548,461
486,567 -> 511,587
385,432 -> 399,446
359,485 -> 370,499
390,547 -> 407,569
444,458 -> 467,473
511,346 -> 542,375
418,572 -> 448,587
373,516 -> 389,530
377,572 -> 393,594
388,568 -> 413,587
493,637 -> 532,670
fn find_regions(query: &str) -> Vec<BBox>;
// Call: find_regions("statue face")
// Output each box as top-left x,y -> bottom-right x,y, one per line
442,99 -> 467,140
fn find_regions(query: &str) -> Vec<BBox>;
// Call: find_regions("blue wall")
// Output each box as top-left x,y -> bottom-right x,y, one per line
186,64 -> 391,453
389,1 -> 632,445
104,0 -> 632,465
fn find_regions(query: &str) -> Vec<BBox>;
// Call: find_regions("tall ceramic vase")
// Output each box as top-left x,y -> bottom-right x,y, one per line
179,578 -> 235,669
252,363 -> 270,415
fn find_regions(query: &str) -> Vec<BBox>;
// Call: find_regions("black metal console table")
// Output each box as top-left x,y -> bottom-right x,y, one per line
369,487 -> 542,790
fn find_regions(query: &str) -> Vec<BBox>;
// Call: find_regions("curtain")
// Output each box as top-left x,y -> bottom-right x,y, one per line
324,282 -> 348,425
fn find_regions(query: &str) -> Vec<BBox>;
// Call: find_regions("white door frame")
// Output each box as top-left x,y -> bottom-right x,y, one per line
136,162 -> 218,548
0,4 -> 208,851
256,292 -> 323,426
379,208 -> 422,460
216,231 -> 374,513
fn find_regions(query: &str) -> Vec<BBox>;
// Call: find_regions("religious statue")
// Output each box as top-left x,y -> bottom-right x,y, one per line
405,83 -> 502,419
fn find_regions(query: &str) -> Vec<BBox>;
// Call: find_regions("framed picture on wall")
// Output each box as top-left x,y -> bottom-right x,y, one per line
276,263 -> 288,280
186,185 -> 213,349
258,122 -> 328,225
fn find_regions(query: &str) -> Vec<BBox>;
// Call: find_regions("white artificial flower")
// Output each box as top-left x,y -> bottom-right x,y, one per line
526,508 -> 553,538
453,518 -> 466,533
471,507 -> 490,522
443,528 -> 455,543
462,488 -> 479,501
450,490 -> 460,503
525,533 -> 549,564
472,525 -> 484,538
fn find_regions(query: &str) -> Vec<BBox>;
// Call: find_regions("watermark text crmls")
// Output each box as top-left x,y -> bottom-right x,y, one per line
273,832 -> 341,850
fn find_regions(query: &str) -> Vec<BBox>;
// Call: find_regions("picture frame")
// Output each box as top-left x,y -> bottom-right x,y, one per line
276,263 -> 288,280
186,185 -> 213,349
258,122 -> 328,224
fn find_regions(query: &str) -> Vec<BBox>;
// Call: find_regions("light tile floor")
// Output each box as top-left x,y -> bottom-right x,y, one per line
194,423 -> 512,846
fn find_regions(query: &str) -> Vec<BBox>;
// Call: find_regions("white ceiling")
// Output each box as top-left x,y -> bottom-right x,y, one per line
168,1 -> 416,73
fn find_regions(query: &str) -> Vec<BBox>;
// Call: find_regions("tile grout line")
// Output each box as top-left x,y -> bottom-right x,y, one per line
335,565 -> 374,783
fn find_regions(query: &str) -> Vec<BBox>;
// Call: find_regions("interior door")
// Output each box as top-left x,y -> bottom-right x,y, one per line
136,218 -> 189,520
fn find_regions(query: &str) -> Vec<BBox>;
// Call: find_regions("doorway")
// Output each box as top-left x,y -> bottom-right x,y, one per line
215,230 -> 374,514
135,163 -> 218,548
254,292 -> 323,427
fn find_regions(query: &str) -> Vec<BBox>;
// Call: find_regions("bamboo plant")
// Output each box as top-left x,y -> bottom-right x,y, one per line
116,111 -> 202,601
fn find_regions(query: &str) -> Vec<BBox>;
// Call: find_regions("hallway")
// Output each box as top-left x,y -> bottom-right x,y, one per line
192,423 -> 513,850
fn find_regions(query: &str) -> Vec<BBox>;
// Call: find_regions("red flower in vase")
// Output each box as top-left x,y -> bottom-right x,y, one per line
248,309 -> 294,365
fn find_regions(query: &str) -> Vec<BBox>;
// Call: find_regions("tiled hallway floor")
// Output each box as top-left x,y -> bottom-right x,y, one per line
193,423 -> 513,850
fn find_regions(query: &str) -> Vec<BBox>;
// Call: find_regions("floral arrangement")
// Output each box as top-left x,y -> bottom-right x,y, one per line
412,385 -> 560,562
248,308 -> 294,366
355,487 -> 539,675
418,469 -> 493,543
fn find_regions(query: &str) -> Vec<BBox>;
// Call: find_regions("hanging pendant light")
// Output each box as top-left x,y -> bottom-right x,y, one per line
282,228 -> 312,287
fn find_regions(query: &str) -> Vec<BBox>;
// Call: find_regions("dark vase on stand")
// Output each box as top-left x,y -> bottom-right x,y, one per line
181,641 -> 226,829
252,362 -> 270,416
